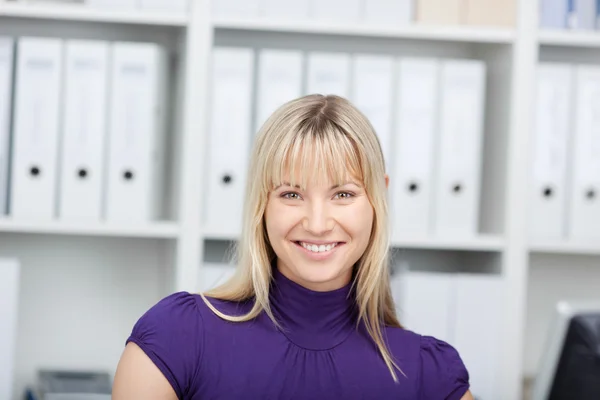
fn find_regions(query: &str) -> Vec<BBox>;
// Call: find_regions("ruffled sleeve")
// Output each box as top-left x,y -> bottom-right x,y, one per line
126,292 -> 204,399
419,335 -> 470,400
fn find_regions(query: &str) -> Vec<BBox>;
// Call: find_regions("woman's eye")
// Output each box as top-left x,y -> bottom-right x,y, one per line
282,192 -> 301,200
335,192 -> 354,200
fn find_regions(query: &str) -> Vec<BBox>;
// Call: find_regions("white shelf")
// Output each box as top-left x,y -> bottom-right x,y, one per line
0,2 -> 188,26
530,240 -> 600,256
203,229 -> 504,252
539,29 -> 600,48
213,17 -> 515,44
391,234 -> 505,252
0,218 -> 180,239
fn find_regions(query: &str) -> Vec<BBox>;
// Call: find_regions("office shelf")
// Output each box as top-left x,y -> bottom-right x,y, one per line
530,240 -> 600,256
0,218 -> 180,239
0,2 -> 188,26
214,17 -> 515,44
539,29 -> 600,48
391,234 -> 505,252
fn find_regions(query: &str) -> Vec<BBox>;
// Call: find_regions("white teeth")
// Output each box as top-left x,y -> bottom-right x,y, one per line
300,242 -> 338,253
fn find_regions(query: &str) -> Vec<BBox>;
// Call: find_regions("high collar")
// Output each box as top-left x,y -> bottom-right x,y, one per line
269,266 -> 358,351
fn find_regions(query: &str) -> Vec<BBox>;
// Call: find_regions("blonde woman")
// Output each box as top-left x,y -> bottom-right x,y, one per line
113,95 -> 473,400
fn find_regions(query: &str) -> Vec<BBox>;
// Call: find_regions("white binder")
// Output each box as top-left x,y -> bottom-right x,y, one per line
311,0 -> 361,23
0,38 -> 13,217
351,55 -> 395,174
453,274 -> 504,400
10,37 -> 63,220
433,60 -> 485,236
364,0 -> 413,25
306,52 -> 351,98
262,0 -> 310,18
255,49 -> 303,134
568,65 -> 600,240
59,40 -> 110,221
205,47 -> 254,237
211,0 -> 260,18
540,0 -> 568,28
530,63 -> 573,240
393,58 -> 438,237
393,271 -> 454,343
0,258 -> 20,400
139,0 -> 188,14
105,42 -> 167,222
199,262 -> 237,293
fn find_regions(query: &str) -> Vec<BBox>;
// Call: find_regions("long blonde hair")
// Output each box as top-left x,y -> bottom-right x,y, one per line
201,94 -> 404,382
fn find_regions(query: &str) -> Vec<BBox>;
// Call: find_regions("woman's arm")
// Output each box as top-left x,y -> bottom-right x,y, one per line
112,342 -> 178,400
460,390 -> 475,400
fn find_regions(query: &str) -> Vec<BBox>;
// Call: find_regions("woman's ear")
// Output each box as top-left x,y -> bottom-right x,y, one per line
385,174 -> 390,189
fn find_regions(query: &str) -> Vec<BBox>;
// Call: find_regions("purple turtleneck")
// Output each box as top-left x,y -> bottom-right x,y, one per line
126,267 -> 470,399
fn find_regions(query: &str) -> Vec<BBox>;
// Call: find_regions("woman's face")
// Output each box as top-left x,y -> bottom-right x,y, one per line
264,172 -> 376,292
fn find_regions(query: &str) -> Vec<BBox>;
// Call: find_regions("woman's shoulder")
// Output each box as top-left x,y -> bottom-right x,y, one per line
125,292 -> 253,398
384,327 -> 470,400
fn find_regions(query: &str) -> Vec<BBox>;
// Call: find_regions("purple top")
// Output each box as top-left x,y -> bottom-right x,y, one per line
126,267 -> 470,399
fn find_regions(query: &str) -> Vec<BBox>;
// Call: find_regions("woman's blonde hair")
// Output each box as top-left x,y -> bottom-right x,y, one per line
201,94 -> 404,382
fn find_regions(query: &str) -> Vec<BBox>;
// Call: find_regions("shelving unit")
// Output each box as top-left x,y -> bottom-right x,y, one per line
1,0 -> 598,399
214,17 -> 515,43
0,1 -> 188,26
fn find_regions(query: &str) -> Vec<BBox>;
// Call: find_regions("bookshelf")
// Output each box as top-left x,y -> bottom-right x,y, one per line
1,0 -> 598,399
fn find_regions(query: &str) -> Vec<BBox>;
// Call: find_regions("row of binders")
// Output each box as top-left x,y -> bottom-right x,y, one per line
391,270 -> 504,400
531,63 -> 600,241
213,0 -> 515,27
204,46 -> 487,238
540,0 -> 600,30
0,37 -> 168,222
10,0 -> 189,14
198,262 -> 504,400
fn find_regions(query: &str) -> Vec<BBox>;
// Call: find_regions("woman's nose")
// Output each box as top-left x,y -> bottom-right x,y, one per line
302,202 -> 334,235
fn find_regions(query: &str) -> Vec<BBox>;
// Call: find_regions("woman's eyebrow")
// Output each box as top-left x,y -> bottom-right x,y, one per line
330,181 -> 361,190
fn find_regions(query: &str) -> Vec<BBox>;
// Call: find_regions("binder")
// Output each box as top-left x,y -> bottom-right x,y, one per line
453,274 -> 504,400
393,271 -> 454,343
432,60 -> 485,236
311,0 -> 362,23
105,42 -> 167,222
0,258 -> 20,400
255,49 -> 303,134
415,0 -> 463,25
58,40 -> 110,221
540,0 -> 569,28
568,65 -> 600,240
364,0 -> 413,25
567,0 -> 596,30
530,63 -> 573,240
199,262 -> 237,292
211,0 -> 260,18
205,47 -> 254,236
262,0 -> 310,18
392,58 -> 438,236
464,0 -> 516,26
0,38 -> 13,217
306,52 -> 351,97
139,0 -> 188,14
351,54 -> 395,174
10,37 -> 63,220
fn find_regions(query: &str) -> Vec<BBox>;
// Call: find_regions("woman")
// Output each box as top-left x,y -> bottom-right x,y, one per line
112,95 -> 473,400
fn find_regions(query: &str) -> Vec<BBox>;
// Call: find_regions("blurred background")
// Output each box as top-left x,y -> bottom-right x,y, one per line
0,0 -> 599,399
